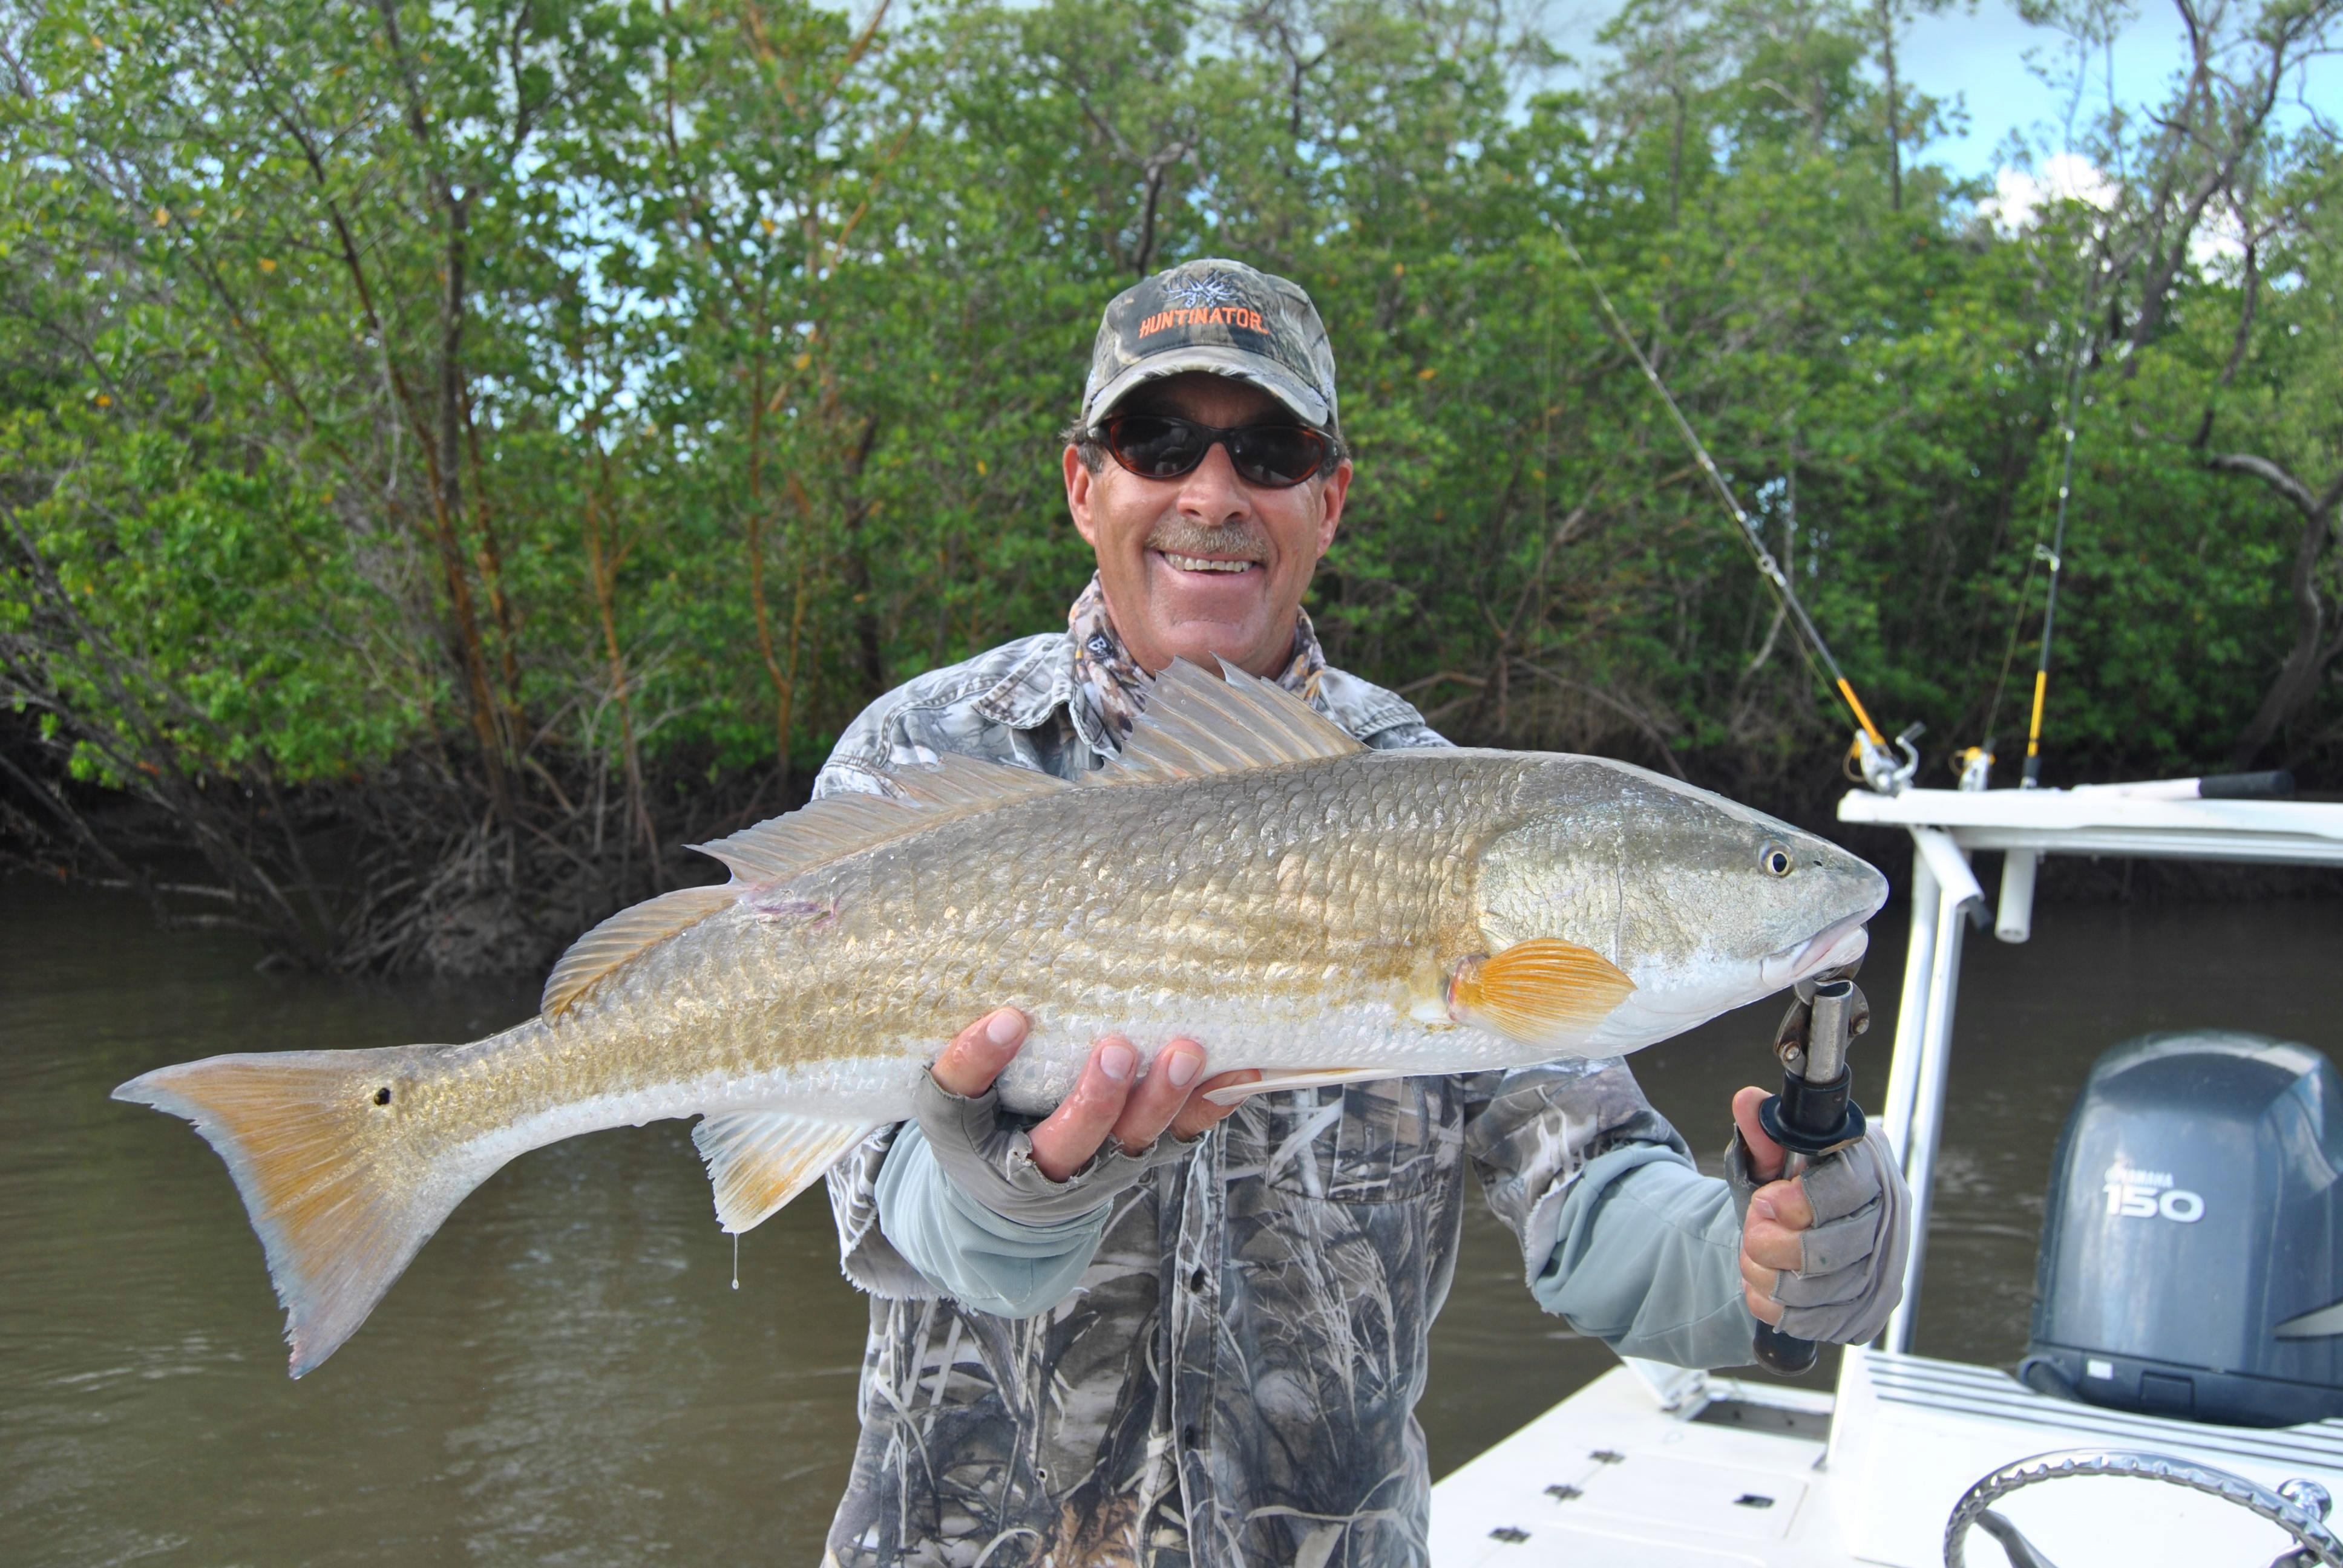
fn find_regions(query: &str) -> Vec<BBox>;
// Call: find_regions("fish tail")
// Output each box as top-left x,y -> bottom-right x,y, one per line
113,1045 -> 494,1378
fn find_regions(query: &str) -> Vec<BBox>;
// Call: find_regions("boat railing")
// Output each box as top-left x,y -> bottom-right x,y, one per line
1833,787 -> 2343,1356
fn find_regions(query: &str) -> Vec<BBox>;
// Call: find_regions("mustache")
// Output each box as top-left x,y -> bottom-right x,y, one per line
1144,520 -> 1270,563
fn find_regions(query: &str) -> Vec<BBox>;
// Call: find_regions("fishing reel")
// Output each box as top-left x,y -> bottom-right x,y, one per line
1846,723 -> 1923,796
1954,744 -> 1994,792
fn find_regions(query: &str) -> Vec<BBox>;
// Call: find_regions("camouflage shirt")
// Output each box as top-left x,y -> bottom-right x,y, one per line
812,610 -> 1697,1568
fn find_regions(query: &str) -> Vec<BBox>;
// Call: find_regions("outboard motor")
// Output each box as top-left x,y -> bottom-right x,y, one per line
2020,1031 -> 2343,1428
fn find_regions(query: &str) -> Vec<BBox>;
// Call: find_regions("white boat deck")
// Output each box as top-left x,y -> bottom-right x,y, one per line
1430,1362 -> 1841,1567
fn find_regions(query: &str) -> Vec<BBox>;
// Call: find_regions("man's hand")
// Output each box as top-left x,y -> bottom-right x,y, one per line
932,1008 -> 1259,1181
1728,1085 -> 1910,1342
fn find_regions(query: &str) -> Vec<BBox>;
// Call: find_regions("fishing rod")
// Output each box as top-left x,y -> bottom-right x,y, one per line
1980,241 -> 2113,794
1959,344 -> 2085,803
2020,358 -> 2082,789
1550,226 -> 1896,1377
1547,223 -> 1918,794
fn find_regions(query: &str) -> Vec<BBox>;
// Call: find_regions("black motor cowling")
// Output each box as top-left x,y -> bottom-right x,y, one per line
2020,1031 -> 2343,1428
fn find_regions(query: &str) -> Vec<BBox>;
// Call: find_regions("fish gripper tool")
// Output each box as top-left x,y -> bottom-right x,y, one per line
1752,972 -> 1870,1377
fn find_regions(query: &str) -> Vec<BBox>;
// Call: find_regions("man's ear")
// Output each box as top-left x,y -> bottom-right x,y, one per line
1314,458 -> 1353,555
1064,444 -> 1100,549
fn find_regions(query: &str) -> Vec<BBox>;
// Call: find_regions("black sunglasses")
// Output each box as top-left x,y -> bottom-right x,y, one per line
1094,414 -> 1332,489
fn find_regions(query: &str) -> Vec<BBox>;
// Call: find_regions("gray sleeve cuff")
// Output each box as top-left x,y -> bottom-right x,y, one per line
873,1122 -> 1116,1319
1529,1145 -> 1758,1370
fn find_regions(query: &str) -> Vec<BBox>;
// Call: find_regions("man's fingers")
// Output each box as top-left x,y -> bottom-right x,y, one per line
1109,1039 -> 1208,1155
931,1008 -> 1027,1098
1739,1246 -> 1780,1305
1744,1281 -> 1787,1326
1028,1036 -> 1139,1181
1170,1070 -> 1260,1142
1743,1207 -> 1806,1273
1732,1085 -> 1784,1183
1757,1176 -> 1814,1231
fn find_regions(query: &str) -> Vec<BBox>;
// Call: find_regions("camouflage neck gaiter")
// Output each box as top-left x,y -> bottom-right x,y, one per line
1067,572 -> 1327,748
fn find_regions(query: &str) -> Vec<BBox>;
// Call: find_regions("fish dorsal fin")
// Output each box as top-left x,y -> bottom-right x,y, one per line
548,756 -> 1067,1018
690,754 -> 1069,884
542,884 -> 738,1018
1087,659 -> 1364,786
692,1111 -> 877,1233
889,751 -> 1073,812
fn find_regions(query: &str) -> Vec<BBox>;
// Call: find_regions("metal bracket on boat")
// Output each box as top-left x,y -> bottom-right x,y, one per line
1942,1448 -> 2343,1568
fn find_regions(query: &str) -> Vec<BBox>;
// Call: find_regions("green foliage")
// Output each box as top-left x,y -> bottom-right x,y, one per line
0,0 -> 2335,965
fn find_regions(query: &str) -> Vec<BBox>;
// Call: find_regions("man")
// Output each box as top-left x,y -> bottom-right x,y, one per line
813,260 -> 1910,1567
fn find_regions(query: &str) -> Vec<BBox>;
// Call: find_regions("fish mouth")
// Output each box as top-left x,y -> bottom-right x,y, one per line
1760,914 -> 1872,990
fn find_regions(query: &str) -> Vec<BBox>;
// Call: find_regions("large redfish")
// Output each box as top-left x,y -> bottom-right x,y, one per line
116,662 -> 1885,1375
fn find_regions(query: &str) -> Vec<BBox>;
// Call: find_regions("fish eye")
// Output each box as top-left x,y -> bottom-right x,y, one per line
1760,843 -> 1794,877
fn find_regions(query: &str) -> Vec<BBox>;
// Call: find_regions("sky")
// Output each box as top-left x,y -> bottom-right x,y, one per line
1542,0 -> 2338,187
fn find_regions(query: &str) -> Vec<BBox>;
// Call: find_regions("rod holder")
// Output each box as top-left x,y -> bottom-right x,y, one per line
1996,849 -> 2037,944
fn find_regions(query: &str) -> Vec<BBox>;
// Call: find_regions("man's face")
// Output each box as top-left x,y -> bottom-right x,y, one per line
1064,373 -> 1351,678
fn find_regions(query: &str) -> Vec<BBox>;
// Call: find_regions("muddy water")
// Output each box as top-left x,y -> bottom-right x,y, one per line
5,880 -> 2339,1565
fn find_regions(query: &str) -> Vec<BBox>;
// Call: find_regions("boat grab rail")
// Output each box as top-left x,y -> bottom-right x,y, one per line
1943,1448 -> 2343,1568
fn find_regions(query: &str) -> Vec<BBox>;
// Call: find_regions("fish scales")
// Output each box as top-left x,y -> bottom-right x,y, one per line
111,662 -> 1888,1375
540,748 -> 1528,1125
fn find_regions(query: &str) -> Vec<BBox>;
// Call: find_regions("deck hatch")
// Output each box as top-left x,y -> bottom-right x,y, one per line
1690,1397 -> 1832,1442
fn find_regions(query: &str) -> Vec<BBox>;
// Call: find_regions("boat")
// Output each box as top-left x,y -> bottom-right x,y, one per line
1427,780 -> 2343,1567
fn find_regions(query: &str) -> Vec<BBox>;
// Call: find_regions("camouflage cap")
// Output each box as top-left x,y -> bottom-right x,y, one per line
1081,259 -> 1339,434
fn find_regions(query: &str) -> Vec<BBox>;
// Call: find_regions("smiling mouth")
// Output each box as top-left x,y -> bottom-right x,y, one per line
1154,550 -> 1262,575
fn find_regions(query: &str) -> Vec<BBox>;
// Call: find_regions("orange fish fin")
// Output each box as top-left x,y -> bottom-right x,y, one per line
111,1047 -> 496,1378
542,885 -> 739,1018
692,1111 -> 877,1233
1199,1066 -> 1398,1107
1447,938 -> 1637,1044
691,755 -> 1069,883
1085,659 -> 1365,786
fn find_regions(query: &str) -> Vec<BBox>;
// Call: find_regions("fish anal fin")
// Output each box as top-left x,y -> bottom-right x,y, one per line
692,1111 -> 877,1234
690,756 -> 1070,884
542,885 -> 739,1018
1086,660 -> 1365,786
1199,1066 -> 1398,1107
1446,938 -> 1637,1045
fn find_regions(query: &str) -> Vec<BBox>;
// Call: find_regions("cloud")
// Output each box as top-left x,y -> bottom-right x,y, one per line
1977,152 -> 2119,231
1978,151 -> 2247,268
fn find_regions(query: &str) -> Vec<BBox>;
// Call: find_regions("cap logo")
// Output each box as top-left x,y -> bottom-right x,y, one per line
1166,272 -> 1242,310
1138,303 -> 1267,338
1135,271 -> 1265,339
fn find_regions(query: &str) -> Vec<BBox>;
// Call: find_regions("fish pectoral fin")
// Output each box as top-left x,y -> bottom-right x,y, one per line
1199,1067 -> 1399,1107
1446,938 -> 1637,1045
692,1111 -> 877,1235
